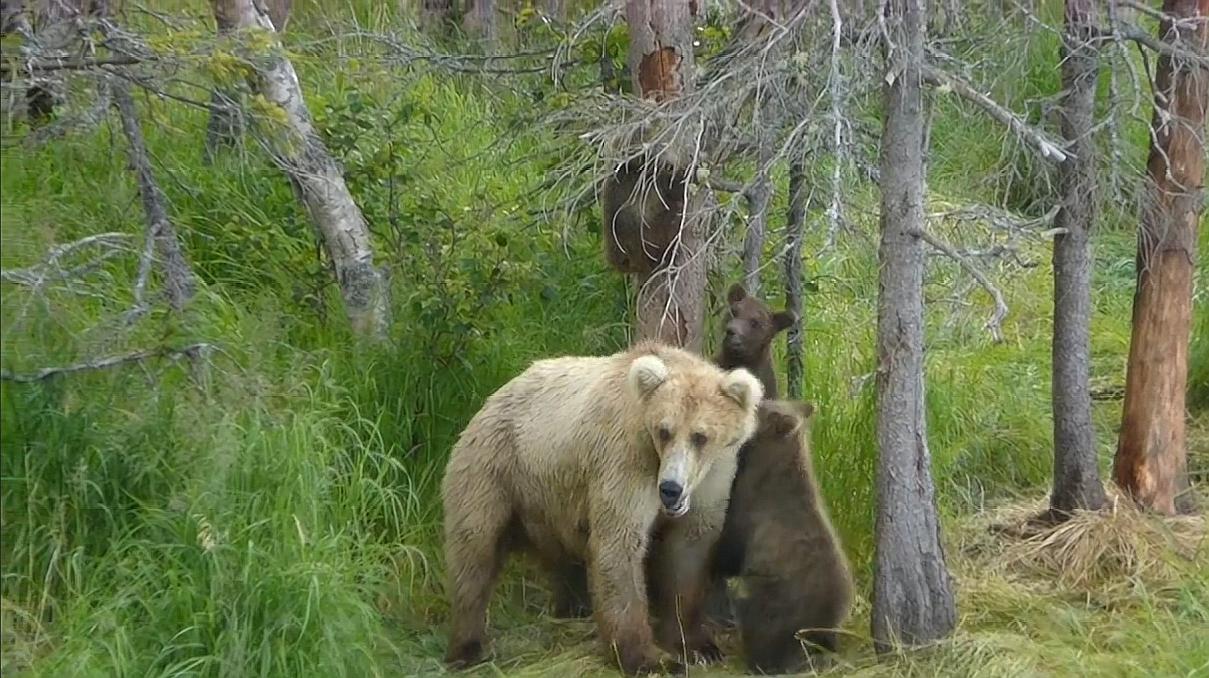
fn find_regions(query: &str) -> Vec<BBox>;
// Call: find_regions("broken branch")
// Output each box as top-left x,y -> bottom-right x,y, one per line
922,60 -> 1071,164
0,343 -> 215,383
910,227 -> 1009,343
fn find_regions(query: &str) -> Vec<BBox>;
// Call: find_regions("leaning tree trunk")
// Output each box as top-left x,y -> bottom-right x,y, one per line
216,0 -> 390,339
626,0 -> 706,351
871,0 -> 956,653
783,155 -> 807,400
1114,0 -> 1207,516
1049,0 -> 1107,518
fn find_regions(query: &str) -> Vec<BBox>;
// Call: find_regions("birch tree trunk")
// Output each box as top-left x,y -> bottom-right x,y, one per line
1049,0 -> 1107,518
1114,0 -> 1207,515
626,0 -> 706,351
215,0 -> 390,340
871,0 -> 956,653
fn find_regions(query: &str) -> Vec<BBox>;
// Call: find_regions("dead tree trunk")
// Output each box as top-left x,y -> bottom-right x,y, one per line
462,0 -> 497,44
1114,0 -> 1207,516
206,0 -> 290,162
742,141 -> 772,295
626,0 -> 706,351
784,156 -> 807,399
26,0 -> 86,122
871,0 -> 956,653
418,0 -> 454,34
216,0 -> 390,340
112,81 -> 198,314
1049,0 -> 1107,518
204,1 -> 243,163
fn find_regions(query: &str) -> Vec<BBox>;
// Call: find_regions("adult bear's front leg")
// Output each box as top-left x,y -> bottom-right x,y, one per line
586,498 -> 677,676
648,522 -> 723,665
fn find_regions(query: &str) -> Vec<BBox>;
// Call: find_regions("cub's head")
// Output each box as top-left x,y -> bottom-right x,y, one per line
754,400 -> 815,442
721,283 -> 795,363
628,353 -> 763,517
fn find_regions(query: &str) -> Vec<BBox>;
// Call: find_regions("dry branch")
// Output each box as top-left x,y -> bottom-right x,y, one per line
0,343 -> 215,383
111,78 -> 197,315
910,226 -> 1009,342
922,60 -> 1071,164
0,54 -> 144,75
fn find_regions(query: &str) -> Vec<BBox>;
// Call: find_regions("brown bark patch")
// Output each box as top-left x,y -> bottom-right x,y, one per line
638,47 -> 682,103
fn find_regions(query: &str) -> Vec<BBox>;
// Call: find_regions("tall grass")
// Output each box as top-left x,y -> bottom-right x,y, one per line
2,4 -> 1204,676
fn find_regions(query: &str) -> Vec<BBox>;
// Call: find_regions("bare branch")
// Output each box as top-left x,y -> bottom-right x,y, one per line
0,343 -> 215,383
111,77 -> 198,314
922,60 -> 1071,164
910,227 -> 1009,343
1099,24 -> 1209,69
0,54 -> 145,75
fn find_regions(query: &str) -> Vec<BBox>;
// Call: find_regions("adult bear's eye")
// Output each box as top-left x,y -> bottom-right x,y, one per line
658,425 -> 672,442
691,432 -> 707,448
749,319 -> 759,329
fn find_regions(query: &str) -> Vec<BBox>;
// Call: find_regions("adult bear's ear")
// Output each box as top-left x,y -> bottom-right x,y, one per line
726,283 -> 747,305
721,368 -> 763,411
772,310 -> 796,333
628,355 -> 669,398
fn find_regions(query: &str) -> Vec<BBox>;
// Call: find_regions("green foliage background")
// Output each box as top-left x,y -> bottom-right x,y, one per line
1,2 -> 1206,676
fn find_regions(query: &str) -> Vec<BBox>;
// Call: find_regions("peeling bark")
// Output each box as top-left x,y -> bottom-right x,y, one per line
216,0 -> 390,339
871,0 -> 956,653
624,0 -> 705,350
1114,0 -> 1207,516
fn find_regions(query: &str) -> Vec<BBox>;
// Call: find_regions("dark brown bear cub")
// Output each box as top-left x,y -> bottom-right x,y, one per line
715,283 -> 795,399
719,400 -> 854,674
703,282 -> 795,626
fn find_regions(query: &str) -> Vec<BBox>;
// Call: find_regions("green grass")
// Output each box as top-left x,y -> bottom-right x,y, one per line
3,4 -> 1208,677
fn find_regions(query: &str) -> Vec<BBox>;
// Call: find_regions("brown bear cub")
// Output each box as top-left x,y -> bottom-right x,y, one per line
715,283 -> 796,399
719,400 -> 854,674
600,155 -> 691,275
703,282 -> 795,626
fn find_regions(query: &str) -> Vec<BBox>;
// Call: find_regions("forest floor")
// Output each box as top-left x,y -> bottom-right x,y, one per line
383,489 -> 1209,678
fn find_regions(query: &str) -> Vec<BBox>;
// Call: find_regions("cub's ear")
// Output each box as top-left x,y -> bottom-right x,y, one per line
628,355 -> 669,398
760,400 -> 810,438
721,368 -> 763,411
772,310 -> 796,333
726,283 -> 747,305
793,401 -> 816,421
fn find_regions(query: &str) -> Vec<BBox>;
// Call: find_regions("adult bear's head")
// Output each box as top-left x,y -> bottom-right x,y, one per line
628,351 -> 763,518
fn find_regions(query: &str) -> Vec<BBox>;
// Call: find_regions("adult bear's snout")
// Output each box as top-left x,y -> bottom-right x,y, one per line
658,480 -> 683,509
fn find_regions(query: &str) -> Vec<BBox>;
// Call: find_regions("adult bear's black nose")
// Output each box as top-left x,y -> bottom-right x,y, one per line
659,481 -> 683,508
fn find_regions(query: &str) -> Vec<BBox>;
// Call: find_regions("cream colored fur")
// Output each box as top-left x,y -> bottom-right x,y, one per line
441,340 -> 762,675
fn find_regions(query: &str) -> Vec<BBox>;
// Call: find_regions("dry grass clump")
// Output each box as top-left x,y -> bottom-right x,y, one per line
958,487 -> 1206,599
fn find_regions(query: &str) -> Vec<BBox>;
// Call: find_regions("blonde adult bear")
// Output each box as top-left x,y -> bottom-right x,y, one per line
441,341 -> 764,675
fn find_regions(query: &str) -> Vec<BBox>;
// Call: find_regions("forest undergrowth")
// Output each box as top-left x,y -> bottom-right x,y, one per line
1,3 -> 1207,676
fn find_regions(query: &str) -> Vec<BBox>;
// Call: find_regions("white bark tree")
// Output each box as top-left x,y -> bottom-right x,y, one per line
213,0 -> 391,339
